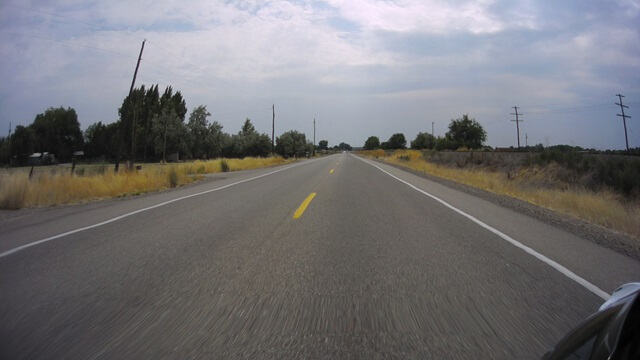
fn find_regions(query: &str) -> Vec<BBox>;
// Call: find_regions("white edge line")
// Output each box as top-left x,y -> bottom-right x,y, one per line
0,159 -> 322,259
355,155 -> 610,301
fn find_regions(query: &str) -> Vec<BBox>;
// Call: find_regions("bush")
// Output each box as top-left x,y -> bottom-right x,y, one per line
168,167 -> 178,188
535,149 -> 640,197
220,159 -> 230,172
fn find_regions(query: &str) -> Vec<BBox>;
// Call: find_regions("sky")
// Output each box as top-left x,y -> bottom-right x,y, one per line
0,0 -> 639,150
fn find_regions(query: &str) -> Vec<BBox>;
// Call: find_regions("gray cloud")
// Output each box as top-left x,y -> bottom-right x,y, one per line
0,0 -> 638,150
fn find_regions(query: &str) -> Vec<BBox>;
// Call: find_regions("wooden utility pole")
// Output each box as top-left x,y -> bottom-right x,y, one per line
431,122 -> 434,137
313,118 -> 316,156
510,106 -> 523,150
6,122 -> 11,166
115,39 -> 146,173
272,104 -> 275,155
615,94 -> 631,152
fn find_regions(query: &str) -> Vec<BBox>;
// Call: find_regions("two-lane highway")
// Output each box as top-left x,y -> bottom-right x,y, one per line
1,153 -> 639,359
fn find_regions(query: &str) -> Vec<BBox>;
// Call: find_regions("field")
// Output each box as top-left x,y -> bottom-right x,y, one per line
0,157 -> 291,210
361,149 -> 640,239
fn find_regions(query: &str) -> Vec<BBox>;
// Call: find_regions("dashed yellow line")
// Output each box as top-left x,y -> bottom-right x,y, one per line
293,193 -> 317,219
329,169 -> 334,174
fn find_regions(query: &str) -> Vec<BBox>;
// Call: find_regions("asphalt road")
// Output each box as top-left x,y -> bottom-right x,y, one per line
1,153 -> 639,359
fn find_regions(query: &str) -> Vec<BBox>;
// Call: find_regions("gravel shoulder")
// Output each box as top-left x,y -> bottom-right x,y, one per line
370,157 -> 640,262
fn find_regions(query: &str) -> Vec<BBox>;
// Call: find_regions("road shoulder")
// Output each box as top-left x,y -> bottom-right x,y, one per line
363,156 -> 640,261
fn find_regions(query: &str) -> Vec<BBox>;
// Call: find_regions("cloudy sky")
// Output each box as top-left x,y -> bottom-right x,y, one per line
1,0 -> 639,150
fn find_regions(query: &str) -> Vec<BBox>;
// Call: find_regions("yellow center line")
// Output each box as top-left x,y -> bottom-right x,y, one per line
329,169 -> 334,174
293,193 -> 317,219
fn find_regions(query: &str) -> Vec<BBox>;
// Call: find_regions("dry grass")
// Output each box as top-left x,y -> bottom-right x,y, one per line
0,157 -> 290,209
361,150 -> 640,238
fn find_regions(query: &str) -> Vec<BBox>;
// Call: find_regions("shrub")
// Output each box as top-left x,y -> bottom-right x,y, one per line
220,159 -> 230,172
372,149 -> 385,158
168,167 -> 178,188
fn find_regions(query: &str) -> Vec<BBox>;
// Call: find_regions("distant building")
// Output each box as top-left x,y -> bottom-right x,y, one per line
27,152 -> 56,165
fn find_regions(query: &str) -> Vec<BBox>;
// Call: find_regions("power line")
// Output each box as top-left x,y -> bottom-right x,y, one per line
526,103 -> 611,115
0,31 -> 134,58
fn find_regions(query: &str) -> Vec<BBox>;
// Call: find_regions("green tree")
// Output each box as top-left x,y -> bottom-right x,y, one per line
445,114 -> 486,149
435,136 -> 458,151
233,118 -> 271,158
318,140 -> 329,151
10,125 -> 36,165
240,118 -> 256,137
0,136 -> 10,164
142,85 -> 160,161
152,109 -> 188,163
275,131 -> 308,158
245,133 -> 272,157
186,105 -> 211,159
411,132 -> 435,150
386,133 -> 406,150
363,136 -> 380,150
84,121 -> 120,160
31,107 -> 83,162
205,121 -> 226,159
338,142 -> 352,151
118,86 -> 146,164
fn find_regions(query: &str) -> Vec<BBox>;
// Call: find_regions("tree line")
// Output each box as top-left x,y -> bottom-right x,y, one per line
363,114 -> 487,151
0,84 -> 335,166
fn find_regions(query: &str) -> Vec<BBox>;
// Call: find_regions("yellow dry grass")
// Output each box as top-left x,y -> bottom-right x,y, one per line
0,157 -> 290,209
361,149 -> 640,238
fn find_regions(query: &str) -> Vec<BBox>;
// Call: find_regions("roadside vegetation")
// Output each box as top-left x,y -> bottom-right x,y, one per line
0,157 -> 290,209
0,82 -> 353,210
361,114 -> 640,239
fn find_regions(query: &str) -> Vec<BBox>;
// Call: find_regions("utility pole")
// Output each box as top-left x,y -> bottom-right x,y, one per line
432,122 -> 434,137
6,122 -> 11,166
615,94 -> 631,152
115,39 -> 146,173
313,118 -> 316,157
272,104 -> 275,155
525,133 -> 528,147
510,106 -> 523,150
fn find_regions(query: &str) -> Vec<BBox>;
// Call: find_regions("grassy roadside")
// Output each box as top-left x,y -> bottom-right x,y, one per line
360,149 -> 640,239
0,157 -> 291,210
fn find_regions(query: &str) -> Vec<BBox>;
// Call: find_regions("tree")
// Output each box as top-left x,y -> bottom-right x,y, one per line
240,118 -> 256,137
226,118 -> 271,158
386,133 -> 407,150
0,136 -> 10,165
186,105 -> 211,159
363,136 -> 380,150
31,107 -> 83,162
338,142 -> 352,151
411,132 -> 435,150
10,125 -> 35,165
152,109 -> 187,163
205,121 -> 225,159
318,140 -> 329,151
275,131 -> 308,158
435,136 -> 458,151
84,121 -> 120,160
445,114 -> 486,149
245,133 -> 272,157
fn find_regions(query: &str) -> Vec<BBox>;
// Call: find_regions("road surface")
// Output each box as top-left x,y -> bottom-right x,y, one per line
1,153 -> 639,359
